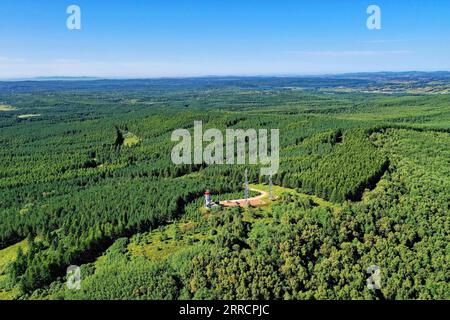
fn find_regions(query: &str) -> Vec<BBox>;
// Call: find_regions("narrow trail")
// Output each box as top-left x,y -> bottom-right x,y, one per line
219,188 -> 268,207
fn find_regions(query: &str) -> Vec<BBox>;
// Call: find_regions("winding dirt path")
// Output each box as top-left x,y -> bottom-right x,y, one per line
219,188 -> 268,207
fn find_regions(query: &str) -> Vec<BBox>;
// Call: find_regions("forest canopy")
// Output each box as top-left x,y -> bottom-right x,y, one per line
0,78 -> 448,300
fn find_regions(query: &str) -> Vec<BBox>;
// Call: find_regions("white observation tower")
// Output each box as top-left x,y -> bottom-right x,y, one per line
204,190 -> 212,209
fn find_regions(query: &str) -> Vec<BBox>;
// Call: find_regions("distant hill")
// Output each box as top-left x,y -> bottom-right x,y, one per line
0,71 -> 449,94
332,71 -> 450,81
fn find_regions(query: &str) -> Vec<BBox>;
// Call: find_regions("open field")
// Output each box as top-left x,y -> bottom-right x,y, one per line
0,104 -> 16,111
0,240 -> 28,275
0,240 -> 28,299
123,132 -> 141,147
17,114 -> 41,119
250,183 -> 341,212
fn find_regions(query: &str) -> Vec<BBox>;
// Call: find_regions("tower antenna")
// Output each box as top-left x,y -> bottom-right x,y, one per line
204,190 -> 212,209
269,175 -> 273,200
244,169 -> 249,205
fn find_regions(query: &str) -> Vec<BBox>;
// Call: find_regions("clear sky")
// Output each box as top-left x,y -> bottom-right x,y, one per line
1,0 -> 449,78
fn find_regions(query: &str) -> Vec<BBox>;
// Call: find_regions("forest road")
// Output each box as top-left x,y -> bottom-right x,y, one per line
219,188 -> 268,207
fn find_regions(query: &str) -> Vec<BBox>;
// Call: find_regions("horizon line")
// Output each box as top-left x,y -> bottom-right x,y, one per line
1,70 -> 450,82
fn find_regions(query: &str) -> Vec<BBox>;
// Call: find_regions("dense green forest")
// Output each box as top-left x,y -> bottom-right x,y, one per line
0,77 -> 449,300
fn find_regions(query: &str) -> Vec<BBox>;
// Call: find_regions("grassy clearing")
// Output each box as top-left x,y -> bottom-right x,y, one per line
19,203 -> 33,216
128,221 -> 208,261
0,240 -> 28,274
250,183 -> 341,212
0,287 -> 20,300
0,105 -> 17,111
0,239 -> 28,300
123,132 -> 141,147
336,105 -> 448,122
17,114 -> 41,119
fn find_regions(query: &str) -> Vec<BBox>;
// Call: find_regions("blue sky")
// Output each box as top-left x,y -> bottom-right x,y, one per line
0,0 -> 449,78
